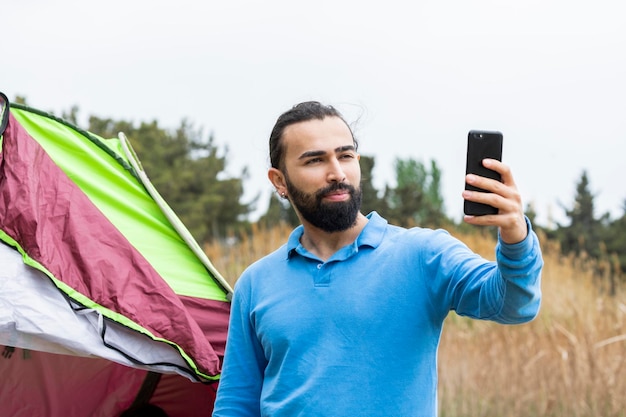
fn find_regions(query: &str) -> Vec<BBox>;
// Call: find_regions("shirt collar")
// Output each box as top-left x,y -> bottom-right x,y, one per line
286,211 -> 387,259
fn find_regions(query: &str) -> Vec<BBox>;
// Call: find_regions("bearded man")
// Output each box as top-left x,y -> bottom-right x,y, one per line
213,101 -> 543,417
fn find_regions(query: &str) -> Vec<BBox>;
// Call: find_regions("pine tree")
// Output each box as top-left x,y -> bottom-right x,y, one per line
384,157 -> 448,228
555,170 -> 604,258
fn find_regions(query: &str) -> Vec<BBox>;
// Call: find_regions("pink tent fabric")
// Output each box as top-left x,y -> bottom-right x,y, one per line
0,347 -> 218,417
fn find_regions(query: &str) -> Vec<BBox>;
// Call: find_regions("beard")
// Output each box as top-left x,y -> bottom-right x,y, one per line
285,177 -> 362,233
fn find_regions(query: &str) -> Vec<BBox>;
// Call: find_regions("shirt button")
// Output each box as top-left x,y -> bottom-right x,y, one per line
317,263 -> 322,269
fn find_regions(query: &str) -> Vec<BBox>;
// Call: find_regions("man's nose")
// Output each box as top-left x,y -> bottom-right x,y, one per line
327,158 -> 346,182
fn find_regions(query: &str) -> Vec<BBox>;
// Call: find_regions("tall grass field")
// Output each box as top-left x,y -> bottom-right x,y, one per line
206,225 -> 626,417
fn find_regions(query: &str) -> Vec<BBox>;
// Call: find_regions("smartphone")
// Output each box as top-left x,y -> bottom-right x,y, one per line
464,130 -> 503,216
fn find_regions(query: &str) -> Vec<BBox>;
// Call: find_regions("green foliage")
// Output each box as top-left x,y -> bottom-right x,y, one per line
552,171 -> 606,258
383,157 -> 449,228
258,193 -> 300,228
548,170 -> 626,282
359,155 -> 387,216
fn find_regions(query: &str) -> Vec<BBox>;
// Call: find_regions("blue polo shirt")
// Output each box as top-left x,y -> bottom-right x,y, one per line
213,212 -> 542,417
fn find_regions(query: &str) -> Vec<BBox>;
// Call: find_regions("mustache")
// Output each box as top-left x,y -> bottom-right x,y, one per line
315,182 -> 355,199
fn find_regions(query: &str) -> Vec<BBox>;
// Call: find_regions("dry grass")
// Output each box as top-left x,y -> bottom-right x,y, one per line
206,225 -> 626,417
204,222 -> 293,287
440,230 -> 626,417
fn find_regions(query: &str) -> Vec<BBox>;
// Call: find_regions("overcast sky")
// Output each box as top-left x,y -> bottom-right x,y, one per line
3,0 -> 625,226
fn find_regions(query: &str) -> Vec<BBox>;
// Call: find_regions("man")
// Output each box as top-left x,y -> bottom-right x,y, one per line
213,102 -> 542,417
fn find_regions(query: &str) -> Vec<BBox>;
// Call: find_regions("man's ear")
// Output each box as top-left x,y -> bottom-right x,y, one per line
268,167 -> 287,194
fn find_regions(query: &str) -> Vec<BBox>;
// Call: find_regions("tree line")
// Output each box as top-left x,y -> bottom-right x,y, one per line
84,112 -> 625,284
14,97 -> 625,285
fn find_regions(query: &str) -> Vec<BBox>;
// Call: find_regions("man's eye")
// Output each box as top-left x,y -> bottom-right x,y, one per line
305,158 -> 322,164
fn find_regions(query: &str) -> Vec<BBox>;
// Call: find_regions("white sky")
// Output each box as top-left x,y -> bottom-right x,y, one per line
3,0 -> 625,226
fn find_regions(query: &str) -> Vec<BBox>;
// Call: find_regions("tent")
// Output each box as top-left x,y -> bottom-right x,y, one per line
0,92 -> 232,417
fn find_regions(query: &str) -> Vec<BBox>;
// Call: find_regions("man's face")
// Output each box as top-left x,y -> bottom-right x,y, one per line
285,173 -> 362,232
278,116 -> 362,232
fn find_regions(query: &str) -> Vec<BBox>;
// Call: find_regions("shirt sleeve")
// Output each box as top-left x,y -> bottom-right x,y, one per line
213,276 -> 266,417
492,216 -> 543,323
432,217 -> 543,324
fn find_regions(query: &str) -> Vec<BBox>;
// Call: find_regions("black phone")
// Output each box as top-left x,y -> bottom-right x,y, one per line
464,130 -> 503,216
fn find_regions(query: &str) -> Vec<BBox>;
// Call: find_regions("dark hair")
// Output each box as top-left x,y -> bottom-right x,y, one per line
269,101 -> 358,170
